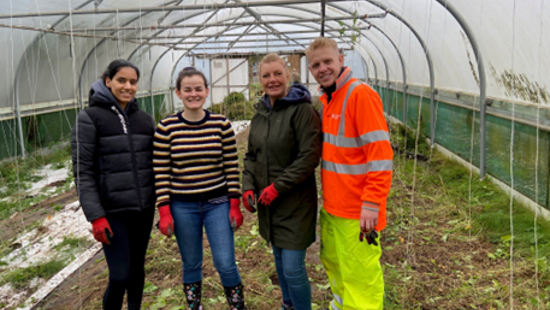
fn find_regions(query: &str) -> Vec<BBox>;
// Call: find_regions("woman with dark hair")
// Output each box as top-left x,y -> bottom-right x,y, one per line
71,59 -> 156,310
154,67 -> 245,309
242,53 -> 321,310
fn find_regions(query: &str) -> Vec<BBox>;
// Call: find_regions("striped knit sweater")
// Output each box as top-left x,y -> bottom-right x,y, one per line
153,110 -> 240,207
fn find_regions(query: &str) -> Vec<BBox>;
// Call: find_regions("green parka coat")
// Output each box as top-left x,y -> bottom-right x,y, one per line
242,84 -> 322,250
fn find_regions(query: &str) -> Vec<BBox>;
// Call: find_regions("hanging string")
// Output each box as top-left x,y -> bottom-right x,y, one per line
8,0 -> 24,243
509,0 -> 518,308
534,1 -> 545,308
65,0 -> 84,307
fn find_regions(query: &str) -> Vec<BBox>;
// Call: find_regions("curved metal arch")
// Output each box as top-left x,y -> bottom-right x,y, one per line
329,2 -> 434,137
434,0 -> 487,178
148,11 -> 251,120
126,2 -> 233,61
77,0 -> 199,109
359,36 -> 390,113
165,11 -> 378,93
141,6 -> 392,118
13,0 -> 95,157
276,3 -> 395,114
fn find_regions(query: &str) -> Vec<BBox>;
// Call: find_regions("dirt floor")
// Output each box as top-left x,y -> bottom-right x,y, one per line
1,189 -> 78,242
17,126 -> 550,309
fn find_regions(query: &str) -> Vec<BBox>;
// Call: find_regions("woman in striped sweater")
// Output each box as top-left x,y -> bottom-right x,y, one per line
153,67 -> 245,310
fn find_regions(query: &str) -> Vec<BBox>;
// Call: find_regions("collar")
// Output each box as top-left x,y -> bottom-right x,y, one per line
318,67 -> 353,96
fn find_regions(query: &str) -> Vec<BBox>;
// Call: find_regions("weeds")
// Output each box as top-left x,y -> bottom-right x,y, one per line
52,237 -> 92,253
1,260 -> 66,289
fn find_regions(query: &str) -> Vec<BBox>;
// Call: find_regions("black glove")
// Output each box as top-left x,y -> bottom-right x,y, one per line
359,230 -> 379,246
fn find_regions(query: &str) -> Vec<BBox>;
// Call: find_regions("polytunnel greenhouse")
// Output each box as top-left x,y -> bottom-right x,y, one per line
0,0 -> 549,309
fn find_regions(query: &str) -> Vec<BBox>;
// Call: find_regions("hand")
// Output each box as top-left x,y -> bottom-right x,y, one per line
257,183 -> 278,206
360,203 -> 379,232
92,217 -> 113,245
158,205 -> 174,237
229,199 -> 244,231
241,190 -> 257,213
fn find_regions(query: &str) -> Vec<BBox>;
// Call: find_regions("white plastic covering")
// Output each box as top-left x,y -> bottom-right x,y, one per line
0,0 -> 548,114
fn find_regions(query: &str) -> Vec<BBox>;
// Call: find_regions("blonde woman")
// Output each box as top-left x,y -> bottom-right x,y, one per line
242,54 -> 322,310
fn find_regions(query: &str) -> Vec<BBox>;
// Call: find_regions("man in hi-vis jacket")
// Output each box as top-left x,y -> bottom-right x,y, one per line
306,37 -> 393,310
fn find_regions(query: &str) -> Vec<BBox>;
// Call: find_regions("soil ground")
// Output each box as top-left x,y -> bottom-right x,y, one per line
1,189 -> 78,242
17,126 -> 550,309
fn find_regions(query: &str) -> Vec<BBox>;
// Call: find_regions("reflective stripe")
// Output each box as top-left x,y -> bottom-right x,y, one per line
333,293 -> 343,305
367,160 -> 393,172
338,81 -> 362,136
324,130 -> 390,148
331,300 -> 341,310
323,159 -> 393,175
335,69 -> 354,90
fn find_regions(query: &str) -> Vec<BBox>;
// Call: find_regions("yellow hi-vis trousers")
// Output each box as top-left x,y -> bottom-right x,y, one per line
320,208 -> 384,310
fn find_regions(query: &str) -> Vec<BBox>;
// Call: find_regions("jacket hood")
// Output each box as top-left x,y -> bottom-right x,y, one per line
89,79 -> 137,113
261,83 -> 312,110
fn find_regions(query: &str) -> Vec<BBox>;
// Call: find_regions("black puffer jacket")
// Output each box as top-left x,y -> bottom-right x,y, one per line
243,84 -> 322,250
71,79 -> 156,222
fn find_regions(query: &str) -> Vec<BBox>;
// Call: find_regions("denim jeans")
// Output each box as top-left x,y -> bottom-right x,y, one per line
272,246 -> 311,310
171,200 -> 241,286
103,207 -> 154,310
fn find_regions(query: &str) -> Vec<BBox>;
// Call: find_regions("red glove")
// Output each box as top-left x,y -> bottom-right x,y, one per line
258,183 -> 279,206
92,217 -> 113,245
158,205 -> 174,237
241,190 -> 257,213
229,198 -> 243,231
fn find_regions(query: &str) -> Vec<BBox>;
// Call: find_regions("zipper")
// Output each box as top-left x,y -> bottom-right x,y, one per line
265,106 -> 273,247
111,105 -> 144,210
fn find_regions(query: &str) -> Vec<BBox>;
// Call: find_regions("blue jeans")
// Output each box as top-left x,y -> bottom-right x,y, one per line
272,246 -> 311,310
171,200 -> 241,286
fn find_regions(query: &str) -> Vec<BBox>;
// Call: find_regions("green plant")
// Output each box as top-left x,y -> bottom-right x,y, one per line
338,11 -> 361,45
211,92 -> 256,120
1,260 -> 66,289
53,237 -> 91,252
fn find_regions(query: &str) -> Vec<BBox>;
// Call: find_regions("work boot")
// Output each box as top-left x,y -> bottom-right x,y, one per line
183,281 -> 202,310
223,282 -> 245,309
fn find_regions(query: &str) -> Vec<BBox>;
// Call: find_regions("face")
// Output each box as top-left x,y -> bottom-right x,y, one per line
176,75 -> 209,111
105,67 -> 138,105
260,61 -> 289,102
307,46 -> 344,88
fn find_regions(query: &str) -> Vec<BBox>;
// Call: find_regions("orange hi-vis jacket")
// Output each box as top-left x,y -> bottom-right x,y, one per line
320,67 -> 393,232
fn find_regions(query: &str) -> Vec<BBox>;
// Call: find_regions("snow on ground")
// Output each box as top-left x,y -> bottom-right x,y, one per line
1,201 -> 92,269
0,284 -> 27,309
27,163 -> 70,197
0,163 -> 70,203
0,201 -> 97,309
0,123 -> 250,309
232,120 -> 250,135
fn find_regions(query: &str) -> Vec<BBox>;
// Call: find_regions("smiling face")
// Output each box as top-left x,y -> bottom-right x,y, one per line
105,67 -> 138,107
307,46 -> 344,88
260,61 -> 289,104
176,75 -> 209,111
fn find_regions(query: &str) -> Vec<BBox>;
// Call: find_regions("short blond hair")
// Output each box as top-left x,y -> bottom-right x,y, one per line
305,37 -> 339,56
259,53 -> 286,75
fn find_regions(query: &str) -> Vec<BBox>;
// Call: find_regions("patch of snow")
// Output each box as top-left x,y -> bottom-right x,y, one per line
1,201 -> 93,269
0,283 -> 27,309
27,163 -> 70,197
28,278 -> 45,289
231,120 -> 250,135
0,200 -> 101,309
19,243 -> 103,310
